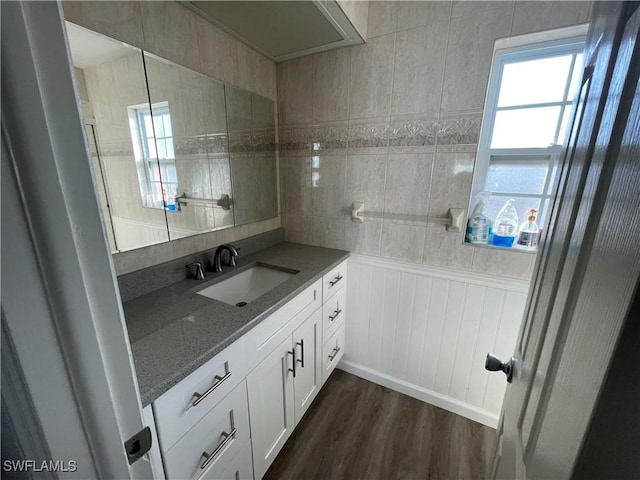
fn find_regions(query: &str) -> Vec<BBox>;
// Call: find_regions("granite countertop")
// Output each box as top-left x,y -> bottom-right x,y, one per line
126,242 -> 349,406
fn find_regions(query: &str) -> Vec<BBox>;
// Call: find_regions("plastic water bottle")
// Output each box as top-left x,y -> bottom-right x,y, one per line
517,209 -> 540,248
466,193 -> 493,244
492,199 -> 518,247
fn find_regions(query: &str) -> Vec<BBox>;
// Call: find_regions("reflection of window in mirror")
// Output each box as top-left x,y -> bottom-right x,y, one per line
128,101 -> 178,210
468,25 -> 588,249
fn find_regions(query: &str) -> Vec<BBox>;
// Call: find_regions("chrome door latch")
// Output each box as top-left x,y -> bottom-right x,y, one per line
124,426 -> 152,465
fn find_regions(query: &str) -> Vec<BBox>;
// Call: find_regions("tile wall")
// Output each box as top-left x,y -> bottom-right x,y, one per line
278,0 -> 592,280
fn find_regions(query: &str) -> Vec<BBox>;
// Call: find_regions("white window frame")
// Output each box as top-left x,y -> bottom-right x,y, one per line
469,25 -> 589,238
127,101 -> 177,210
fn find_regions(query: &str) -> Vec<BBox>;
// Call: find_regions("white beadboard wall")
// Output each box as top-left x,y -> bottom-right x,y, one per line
339,254 -> 529,428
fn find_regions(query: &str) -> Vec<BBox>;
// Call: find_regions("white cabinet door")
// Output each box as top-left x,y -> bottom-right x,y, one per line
292,308 -> 322,424
246,336 -> 295,480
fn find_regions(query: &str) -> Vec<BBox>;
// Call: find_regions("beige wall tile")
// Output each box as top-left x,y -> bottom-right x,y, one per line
311,155 -> 347,218
282,214 -> 312,244
311,217 -> 346,249
337,0 -> 370,40
313,49 -> 350,122
140,1 -> 200,72
195,15 -> 226,82
441,2 -> 514,112
396,1 -> 452,31
63,1 -> 144,48
381,223 -> 426,262
392,23 -> 448,115
428,152 -> 475,218
367,1 -> 397,38
384,153 -> 434,221
345,154 -> 388,214
422,226 -> 473,270
277,57 -> 313,125
349,34 -> 395,119
345,221 -> 382,255
512,1 -> 592,36
472,247 -> 534,279
279,156 -> 312,215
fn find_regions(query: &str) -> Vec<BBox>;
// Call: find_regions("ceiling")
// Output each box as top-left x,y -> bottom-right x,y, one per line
182,1 -> 363,62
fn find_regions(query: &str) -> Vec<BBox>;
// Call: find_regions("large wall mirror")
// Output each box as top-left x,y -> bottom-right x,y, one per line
66,22 -> 278,254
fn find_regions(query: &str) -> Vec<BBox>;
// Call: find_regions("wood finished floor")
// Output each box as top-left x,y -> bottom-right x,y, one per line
264,370 -> 495,480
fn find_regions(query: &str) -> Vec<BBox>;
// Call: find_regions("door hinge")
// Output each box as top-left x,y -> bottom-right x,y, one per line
124,426 -> 152,465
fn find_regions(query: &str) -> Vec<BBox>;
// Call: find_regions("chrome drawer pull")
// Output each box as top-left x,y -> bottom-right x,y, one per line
328,308 -> 342,322
296,339 -> 304,368
328,346 -> 341,362
200,427 -> 237,470
192,371 -> 232,407
329,274 -> 343,287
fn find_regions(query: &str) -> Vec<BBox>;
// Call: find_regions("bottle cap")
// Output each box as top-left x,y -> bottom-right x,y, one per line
527,208 -> 538,221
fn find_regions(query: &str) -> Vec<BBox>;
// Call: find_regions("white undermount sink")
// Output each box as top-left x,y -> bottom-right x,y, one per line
196,264 -> 298,306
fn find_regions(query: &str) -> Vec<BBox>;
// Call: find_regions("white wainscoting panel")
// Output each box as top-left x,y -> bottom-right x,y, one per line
339,254 -> 529,428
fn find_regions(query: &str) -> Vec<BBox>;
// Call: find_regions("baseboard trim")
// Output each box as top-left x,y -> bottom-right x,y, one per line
338,359 -> 499,429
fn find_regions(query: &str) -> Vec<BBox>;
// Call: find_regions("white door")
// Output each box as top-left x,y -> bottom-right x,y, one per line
246,336 -> 296,479
2,2 -> 153,477
491,3 -> 640,478
292,308 -> 322,424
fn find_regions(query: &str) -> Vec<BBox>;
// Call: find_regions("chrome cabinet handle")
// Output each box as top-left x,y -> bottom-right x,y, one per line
328,346 -> 341,362
192,371 -> 232,407
200,428 -> 237,470
329,308 -> 342,322
329,274 -> 343,287
287,349 -> 296,378
296,339 -> 304,368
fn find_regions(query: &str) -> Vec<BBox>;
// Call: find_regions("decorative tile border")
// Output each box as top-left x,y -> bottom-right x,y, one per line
278,111 -> 482,153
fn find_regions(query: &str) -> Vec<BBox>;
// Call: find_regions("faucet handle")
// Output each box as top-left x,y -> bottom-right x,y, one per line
186,262 -> 206,280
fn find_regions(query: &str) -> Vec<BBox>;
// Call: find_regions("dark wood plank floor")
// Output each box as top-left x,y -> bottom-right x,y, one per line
264,370 -> 496,480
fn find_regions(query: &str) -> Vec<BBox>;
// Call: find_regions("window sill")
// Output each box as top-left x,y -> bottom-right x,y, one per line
463,241 -> 538,254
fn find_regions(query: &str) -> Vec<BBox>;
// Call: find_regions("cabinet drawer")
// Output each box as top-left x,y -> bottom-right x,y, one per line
322,323 -> 345,384
322,261 -> 347,302
163,381 -> 250,480
244,280 -> 321,366
322,285 -> 346,343
202,440 -> 253,480
154,338 -> 247,451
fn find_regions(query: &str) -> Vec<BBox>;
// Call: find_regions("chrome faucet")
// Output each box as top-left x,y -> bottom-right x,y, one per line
186,262 -> 206,280
213,244 -> 239,273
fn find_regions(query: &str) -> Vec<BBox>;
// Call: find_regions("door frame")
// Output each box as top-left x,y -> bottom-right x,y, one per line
1,2 -> 151,477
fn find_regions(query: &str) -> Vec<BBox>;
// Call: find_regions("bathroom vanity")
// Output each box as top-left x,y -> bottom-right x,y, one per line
122,242 -> 348,479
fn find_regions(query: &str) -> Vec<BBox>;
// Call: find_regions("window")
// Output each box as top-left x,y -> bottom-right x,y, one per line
129,102 -> 178,209
470,27 -> 587,244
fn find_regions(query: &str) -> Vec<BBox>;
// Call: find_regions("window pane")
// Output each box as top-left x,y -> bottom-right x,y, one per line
545,160 -> 560,195
165,138 -> 175,158
157,138 -> 168,159
163,114 -> 173,137
145,137 -> 157,159
498,54 -> 573,107
557,106 -> 573,145
484,195 -> 542,230
142,113 -> 153,137
567,53 -> 584,101
160,165 -> 177,184
153,114 -> 165,137
491,106 -> 562,148
486,158 -> 550,194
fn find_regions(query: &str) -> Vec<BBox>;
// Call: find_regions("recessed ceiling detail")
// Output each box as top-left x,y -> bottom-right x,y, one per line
182,1 -> 363,62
